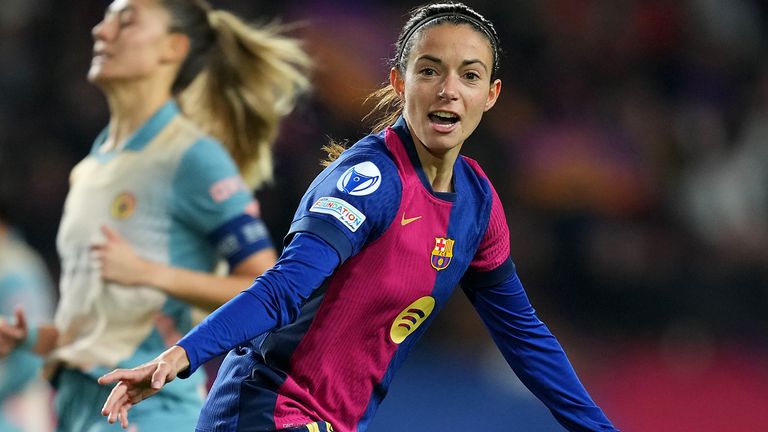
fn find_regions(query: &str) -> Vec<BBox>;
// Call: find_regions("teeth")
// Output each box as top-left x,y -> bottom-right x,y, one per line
432,111 -> 457,119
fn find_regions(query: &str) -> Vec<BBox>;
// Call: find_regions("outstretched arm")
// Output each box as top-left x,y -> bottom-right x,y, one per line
98,345 -> 190,429
463,271 -> 618,432
97,232 -> 340,428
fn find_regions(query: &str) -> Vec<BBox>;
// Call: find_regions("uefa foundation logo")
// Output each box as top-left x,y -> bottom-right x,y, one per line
337,161 -> 382,196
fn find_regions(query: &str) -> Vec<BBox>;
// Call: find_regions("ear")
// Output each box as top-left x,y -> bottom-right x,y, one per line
483,79 -> 502,112
162,32 -> 190,64
389,67 -> 405,99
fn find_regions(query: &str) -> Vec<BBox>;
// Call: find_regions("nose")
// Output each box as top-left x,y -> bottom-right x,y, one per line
92,16 -> 116,41
438,75 -> 459,101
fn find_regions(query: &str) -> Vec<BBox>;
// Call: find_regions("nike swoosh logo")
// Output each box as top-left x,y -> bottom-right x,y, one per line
401,213 -> 422,226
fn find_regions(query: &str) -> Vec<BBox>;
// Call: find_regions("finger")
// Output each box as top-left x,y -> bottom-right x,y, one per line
101,224 -> 123,242
13,307 -> 27,331
102,382 -> 128,416
90,245 -> 104,257
150,364 -> 168,389
102,387 -> 127,417
120,405 -> 130,429
99,368 -> 144,385
98,370 -> 127,385
0,325 -> 24,340
107,406 -> 119,424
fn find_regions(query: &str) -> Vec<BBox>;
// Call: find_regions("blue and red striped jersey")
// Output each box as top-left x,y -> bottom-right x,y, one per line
178,116 -> 616,432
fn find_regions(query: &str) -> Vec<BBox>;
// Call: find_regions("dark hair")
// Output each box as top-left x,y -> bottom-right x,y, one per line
364,2 -> 501,133
159,0 -> 312,188
395,3 -> 501,79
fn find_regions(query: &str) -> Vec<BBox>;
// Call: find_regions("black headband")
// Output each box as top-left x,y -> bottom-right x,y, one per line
398,11 -> 496,66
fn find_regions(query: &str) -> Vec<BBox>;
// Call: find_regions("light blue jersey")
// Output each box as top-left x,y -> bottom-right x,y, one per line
54,101 -> 273,431
0,230 -> 54,432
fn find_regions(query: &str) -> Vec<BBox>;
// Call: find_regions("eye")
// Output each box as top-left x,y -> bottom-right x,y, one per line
419,67 -> 437,76
463,71 -> 480,81
117,9 -> 134,27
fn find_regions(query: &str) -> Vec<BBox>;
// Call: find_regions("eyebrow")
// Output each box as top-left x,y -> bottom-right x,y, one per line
107,3 -> 135,16
416,54 -> 489,72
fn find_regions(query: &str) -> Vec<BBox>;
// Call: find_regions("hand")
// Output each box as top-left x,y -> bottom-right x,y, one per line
98,345 -> 190,429
0,307 -> 27,357
92,225 -> 151,286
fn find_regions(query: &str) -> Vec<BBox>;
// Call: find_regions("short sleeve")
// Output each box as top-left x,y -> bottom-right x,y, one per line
171,138 -> 272,265
287,143 -> 401,262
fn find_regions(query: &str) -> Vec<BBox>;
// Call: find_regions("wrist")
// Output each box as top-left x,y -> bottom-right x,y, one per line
164,345 -> 190,373
140,259 -> 166,289
18,326 -> 38,351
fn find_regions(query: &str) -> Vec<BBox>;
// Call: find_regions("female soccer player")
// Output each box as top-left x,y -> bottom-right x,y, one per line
99,2 -> 618,431
0,0 -> 310,430
0,201 -> 55,431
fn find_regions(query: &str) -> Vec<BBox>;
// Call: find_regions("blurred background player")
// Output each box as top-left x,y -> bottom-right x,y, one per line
0,0 -> 310,430
0,199 -> 55,432
98,2 -> 617,431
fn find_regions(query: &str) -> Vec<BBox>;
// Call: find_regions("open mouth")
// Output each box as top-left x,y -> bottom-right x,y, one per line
428,111 -> 460,125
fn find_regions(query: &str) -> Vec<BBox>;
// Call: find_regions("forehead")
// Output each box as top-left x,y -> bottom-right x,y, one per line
107,0 -> 138,11
106,0 -> 158,13
408,23 -> 493,64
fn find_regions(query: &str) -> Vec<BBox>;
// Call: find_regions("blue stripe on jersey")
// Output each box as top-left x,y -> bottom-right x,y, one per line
287,136 -> 401,262
177,233 -> 339,376
394,116 -> 457,202
209,214 -> 274,269
196,343 -> 281,432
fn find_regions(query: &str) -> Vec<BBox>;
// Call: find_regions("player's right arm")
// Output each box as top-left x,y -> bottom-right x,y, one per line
98,232 -> 340,429
98,344 -> 190,429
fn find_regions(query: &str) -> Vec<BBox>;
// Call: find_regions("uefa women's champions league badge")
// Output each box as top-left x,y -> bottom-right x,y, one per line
337,162 -> 382,196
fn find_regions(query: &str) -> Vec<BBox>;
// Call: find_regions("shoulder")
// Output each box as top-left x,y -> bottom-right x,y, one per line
331,133 -> 399,184
309,132 -> 400,195
177,134 -> 238,178
457,155 -> 498,203
460,155 -> 491,182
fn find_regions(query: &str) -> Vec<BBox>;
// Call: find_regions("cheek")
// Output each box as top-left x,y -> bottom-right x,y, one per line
468,91 -> 491,114
121,40 -> 165,71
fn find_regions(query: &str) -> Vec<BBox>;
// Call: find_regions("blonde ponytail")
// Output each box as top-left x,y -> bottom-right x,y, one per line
176,9 -> 311,189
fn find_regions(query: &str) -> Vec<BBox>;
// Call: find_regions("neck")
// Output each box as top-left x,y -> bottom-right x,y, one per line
101,80 -> 173,151
412,137 -> 460,193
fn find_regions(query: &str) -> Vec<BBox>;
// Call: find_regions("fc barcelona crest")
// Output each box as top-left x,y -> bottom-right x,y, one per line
431,237 -> 455,271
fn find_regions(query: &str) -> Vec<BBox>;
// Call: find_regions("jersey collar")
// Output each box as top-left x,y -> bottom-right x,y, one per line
390,115 -> 457,202
91,99 -> 180,154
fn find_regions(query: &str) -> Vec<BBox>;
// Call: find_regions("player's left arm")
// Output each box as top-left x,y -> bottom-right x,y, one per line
462,271 -> 617,431
461,184 -> 617,431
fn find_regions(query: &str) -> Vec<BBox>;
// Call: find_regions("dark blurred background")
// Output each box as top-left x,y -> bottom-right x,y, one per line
1,0 -> 767,430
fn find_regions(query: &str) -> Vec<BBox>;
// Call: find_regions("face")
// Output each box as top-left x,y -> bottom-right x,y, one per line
88,0 -> 179,86
391,24 -> 501,158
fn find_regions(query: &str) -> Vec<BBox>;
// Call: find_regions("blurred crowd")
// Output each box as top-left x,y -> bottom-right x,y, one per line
1,1 -> 767,430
